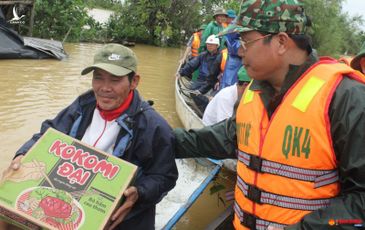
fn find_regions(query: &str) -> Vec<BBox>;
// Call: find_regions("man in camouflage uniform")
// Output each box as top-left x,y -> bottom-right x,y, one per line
174,0 -> 365,229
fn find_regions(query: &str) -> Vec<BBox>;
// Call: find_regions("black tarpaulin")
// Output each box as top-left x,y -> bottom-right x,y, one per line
0,10 -> 67,60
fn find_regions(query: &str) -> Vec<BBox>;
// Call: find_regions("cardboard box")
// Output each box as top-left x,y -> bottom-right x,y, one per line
0,128 -> 137,230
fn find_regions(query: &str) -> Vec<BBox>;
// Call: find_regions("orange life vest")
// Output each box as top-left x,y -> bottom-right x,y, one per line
234,60 -> 365,229
220,48 -> 228,72
191,32 -> 200,57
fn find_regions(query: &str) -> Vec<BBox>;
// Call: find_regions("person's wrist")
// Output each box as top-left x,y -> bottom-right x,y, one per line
134,186 -> 144,203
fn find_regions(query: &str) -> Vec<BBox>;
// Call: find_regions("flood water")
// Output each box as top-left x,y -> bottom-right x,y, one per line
0,43 -> 233,229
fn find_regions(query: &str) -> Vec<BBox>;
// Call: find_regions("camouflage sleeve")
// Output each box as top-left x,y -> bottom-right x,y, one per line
174,116 -> 237,159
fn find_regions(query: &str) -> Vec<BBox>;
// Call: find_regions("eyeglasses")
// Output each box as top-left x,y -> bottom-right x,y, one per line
239,34 -> 272,50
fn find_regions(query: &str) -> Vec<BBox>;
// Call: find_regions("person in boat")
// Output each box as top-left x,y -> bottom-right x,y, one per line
179,34 -> 222,94
174,0 -> 365,229
218,33 -> 242,89
226,9 -> 236,25
7,44 -> 178,230
180,24 -> 207,64
199,8 -> 228,53
350,41 -> 365,74
178,24 -> 207,81
202,66 -> 250,126
219,9 -> 243,90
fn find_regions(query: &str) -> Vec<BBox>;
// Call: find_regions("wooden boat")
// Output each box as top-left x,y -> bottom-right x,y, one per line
175,76 -> 204,129
121,40 -> 136,47
161,76 -> 235,230
153,77 -> 224,229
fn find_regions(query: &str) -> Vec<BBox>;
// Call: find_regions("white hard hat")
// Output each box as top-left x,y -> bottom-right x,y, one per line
206,35 -> 220,46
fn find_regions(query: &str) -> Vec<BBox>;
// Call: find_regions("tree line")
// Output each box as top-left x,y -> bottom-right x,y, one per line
26,0 -> 364,57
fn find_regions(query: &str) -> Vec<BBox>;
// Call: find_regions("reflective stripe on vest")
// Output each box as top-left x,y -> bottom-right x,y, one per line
238,150 -> 339,188
234,202 -> 287,230
242,84 -> 254,105
236,175 -> 332,211
291,77 -> 325,112
191,33 -> 200,57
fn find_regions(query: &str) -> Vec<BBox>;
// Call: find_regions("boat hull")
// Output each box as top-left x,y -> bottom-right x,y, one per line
175,77 -> 204,129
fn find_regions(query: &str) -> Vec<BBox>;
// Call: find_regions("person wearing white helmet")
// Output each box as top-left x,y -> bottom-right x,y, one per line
205,34 -> 220,53
206,34 -> 220,44
178,34 -> 222,96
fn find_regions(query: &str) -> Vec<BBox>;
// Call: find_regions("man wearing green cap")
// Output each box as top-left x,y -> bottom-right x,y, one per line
351,41 -> 365,74
9,44 -> 178,230
174,0 -> 365,229
199,8 -> 228,53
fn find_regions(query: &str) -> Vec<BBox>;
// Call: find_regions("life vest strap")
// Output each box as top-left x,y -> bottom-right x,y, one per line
234,202 -> 287,230
236,176 -> 333,211
247,154 -> 263,172
238,150 -> 338,187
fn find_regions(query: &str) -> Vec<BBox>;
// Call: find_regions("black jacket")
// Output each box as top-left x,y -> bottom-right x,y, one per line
16,89 -> 178,230
180,51 -> 222,87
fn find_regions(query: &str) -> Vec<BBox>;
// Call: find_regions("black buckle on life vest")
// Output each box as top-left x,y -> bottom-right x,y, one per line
248,155 -> 263,172
247,184 -> 262,204
241,211 -> 257,230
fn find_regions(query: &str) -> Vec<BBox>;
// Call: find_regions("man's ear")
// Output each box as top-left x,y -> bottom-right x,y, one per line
276,32 -> 290,55
130,74 -> 140,90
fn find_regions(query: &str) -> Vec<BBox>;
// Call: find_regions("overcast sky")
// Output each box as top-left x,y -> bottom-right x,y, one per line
342,0 -> 365,30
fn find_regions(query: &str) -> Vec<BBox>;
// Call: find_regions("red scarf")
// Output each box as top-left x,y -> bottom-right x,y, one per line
97,91 -> 134,121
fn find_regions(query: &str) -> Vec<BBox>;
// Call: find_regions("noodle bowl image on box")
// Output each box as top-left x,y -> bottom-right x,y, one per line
0,128 -> 137,230
16,186 -> 84,229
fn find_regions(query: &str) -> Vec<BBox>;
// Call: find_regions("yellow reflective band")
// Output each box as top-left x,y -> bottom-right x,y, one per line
292,76 -> 326,112
243,89 -> 254,104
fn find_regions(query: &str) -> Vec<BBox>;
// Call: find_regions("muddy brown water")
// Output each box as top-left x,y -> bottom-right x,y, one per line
0,43 -> 234,229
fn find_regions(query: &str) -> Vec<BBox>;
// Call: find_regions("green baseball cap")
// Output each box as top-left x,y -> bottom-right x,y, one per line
213,8 -> 228,17
220,0 -> 309,36
81,43 -> 137,76
350,41 -> 365,71
237,66 -> 251,82
199,24 -> 207,31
